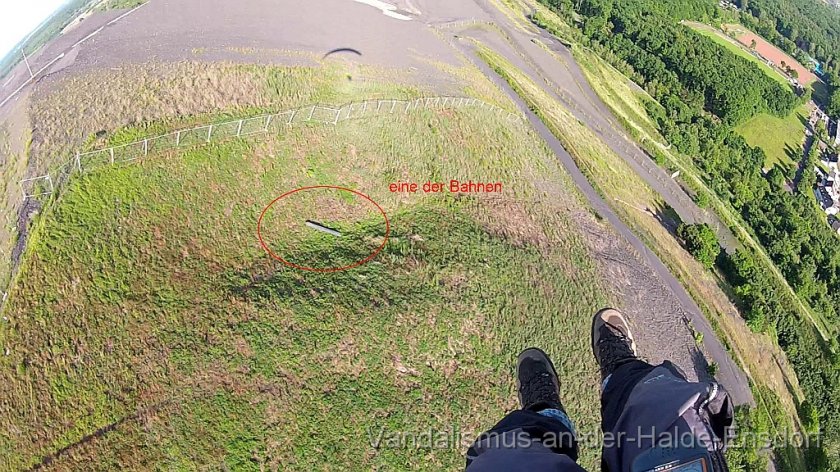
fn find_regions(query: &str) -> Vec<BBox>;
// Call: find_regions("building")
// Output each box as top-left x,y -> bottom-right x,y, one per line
826,177 -> 839,203
831,119 -> 840,146
831,216 -> 840,235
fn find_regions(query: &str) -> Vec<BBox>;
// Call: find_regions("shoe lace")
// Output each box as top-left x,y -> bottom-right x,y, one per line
597,322 -> 635,370
520,369 -> 559,407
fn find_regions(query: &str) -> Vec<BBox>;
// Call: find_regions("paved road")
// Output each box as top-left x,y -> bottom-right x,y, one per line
464,1 -> 740,253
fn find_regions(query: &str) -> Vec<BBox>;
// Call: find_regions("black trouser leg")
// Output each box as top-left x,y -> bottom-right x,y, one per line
466,407 -> 579,468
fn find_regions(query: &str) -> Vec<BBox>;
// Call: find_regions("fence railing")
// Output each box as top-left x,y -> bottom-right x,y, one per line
19,96 -> 523,199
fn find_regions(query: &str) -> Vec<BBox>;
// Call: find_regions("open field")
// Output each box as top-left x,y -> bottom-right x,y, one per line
683,21 -> 790,87
0,64 -> 622,470
723,24 -> 817,85
735,103 -> 809,172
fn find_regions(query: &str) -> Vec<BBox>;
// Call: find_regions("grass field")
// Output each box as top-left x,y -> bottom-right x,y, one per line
0,64 -> 622,469
95,0 -> 147,11
735,103 -> 809,172
684,22 -> 790,87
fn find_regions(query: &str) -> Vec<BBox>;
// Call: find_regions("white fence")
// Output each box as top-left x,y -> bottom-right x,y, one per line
20,96 -> 523,199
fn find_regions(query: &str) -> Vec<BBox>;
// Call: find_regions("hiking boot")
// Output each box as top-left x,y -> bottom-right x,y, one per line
591,308 -> 638,381
516,347 -> 563,411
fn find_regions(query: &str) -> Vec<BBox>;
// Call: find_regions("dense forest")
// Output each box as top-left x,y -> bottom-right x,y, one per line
537,0 -> 840,468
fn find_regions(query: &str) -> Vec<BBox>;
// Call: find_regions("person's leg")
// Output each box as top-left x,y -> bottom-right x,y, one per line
592,309 -> 694,430
515,347 -> 578,452
465,348 -> 582,470
591,308 -> 651,431
592,308 -> 730,472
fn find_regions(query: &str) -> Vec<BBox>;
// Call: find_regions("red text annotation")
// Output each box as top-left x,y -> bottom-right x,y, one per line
388,180 -> 503,194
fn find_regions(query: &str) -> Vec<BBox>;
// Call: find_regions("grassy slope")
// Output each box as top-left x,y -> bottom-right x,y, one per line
0,67 -> 616,469
684,22 -> 791,87
735,104 -> 809,172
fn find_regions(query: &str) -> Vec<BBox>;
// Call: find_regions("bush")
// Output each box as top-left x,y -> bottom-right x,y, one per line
677,223 -> 721,269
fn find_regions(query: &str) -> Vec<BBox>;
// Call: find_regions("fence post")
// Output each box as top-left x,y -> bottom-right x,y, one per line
264,115 -> 272,131
390,101 -> 396,113
362,101 -> 368,115
307,106 -> 315,121
176,130 -> 181,146
109,148 -> 114,164
46,175 -> 54,194
207,125 -> 213,142
287,110 -> 296,125
377,100 -> 384,112
75,152 -> 82,172
143,138 -> 148,156
236,119 -> 243,137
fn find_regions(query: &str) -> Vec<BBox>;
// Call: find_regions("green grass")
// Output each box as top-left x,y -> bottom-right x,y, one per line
95,0 -> 147,10
735,103 -> 809,172
0,68 -> 614,470
569,46 -> 664,144
684,22 -> 790,87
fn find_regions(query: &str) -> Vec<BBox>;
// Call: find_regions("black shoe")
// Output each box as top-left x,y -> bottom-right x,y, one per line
591,308 -> 638,382
516,347 -> 563,411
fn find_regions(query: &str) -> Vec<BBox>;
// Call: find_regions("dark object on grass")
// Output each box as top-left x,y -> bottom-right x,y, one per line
322,48 -> 362,59
305,220 -> 342,237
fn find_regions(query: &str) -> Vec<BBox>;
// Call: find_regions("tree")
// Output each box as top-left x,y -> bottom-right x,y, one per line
800,400 -> 820,435
767,166 -> 786,191
677,223 -> 721,269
